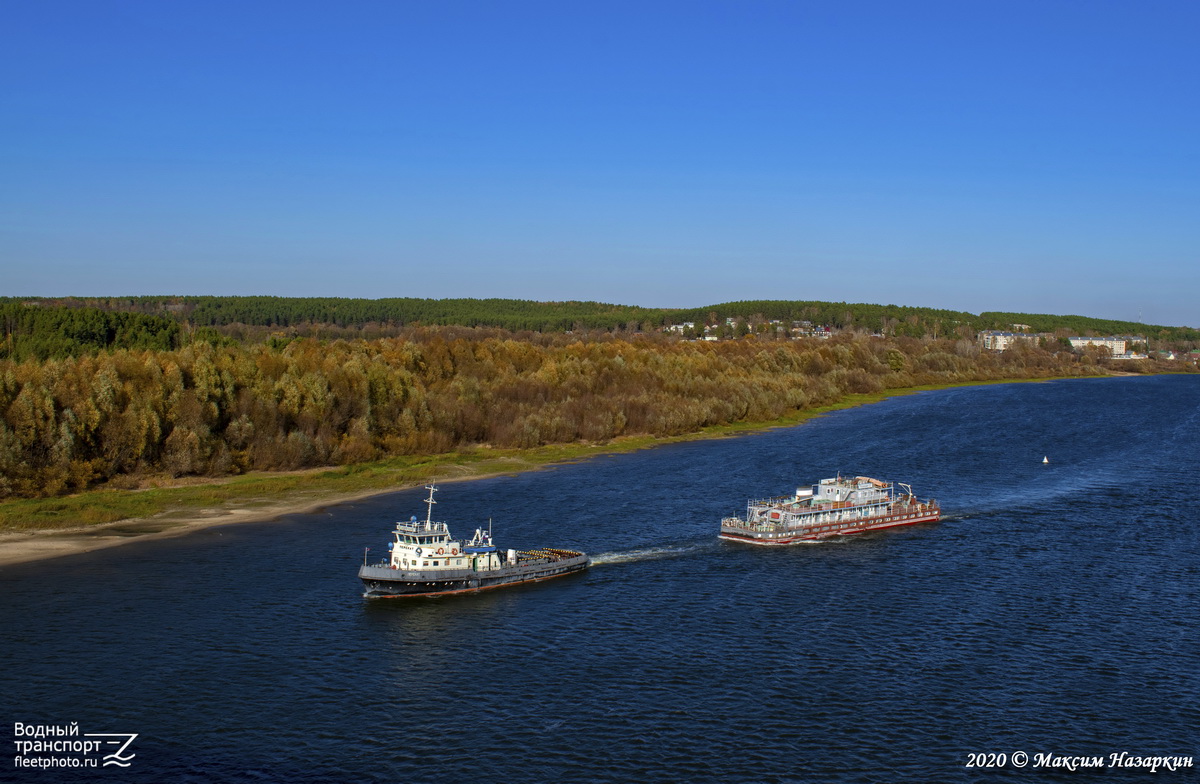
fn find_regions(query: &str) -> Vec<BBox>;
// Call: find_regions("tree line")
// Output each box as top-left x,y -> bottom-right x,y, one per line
6,297 -> 1196,350
978,311 -> 1200,345
1,326 -> 1149,499
1,296 -> 674,334
0,303 -> 182,362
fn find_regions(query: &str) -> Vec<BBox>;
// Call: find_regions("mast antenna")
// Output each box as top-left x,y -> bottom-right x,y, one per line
424,484 -> 437,527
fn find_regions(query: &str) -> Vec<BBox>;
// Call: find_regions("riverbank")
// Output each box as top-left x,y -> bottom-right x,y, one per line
0,374 -> 1113,567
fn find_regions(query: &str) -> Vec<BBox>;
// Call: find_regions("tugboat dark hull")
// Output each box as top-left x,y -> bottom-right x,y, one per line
359,553 -> 590,598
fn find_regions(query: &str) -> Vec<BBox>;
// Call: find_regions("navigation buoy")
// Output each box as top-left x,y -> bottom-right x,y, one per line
1042,456 -> 1049,464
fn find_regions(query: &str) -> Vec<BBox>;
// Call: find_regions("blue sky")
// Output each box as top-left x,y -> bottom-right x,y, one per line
3,0 -> 1198,326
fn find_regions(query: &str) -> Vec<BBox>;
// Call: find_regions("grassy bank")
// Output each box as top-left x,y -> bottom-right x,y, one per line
0,375 -> 1087,533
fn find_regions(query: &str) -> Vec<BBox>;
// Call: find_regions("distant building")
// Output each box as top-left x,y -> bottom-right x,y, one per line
1068,336 -> 1147,358
979,330 -> 1042,351
790,323 -> 832,339
1069,336 -> 1125,353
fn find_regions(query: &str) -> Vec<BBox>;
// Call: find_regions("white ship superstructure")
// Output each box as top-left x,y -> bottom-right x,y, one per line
719,475 -> 940,545
358,485 -> 589,598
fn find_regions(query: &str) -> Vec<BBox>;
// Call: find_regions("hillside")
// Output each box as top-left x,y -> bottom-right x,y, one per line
3,296 -> 1197,355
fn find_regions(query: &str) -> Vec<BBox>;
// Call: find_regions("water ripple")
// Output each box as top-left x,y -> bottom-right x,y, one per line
0,377 -> 1197,783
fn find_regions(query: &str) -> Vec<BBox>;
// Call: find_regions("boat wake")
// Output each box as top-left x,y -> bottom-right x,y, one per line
592,539 -> 719,566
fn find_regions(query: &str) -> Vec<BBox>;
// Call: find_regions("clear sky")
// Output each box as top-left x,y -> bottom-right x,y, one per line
3,0 -> 1198,326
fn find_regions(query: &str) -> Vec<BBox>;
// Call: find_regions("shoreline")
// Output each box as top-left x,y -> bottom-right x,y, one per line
0,470 -> 500,569
0,373 -> 1152,568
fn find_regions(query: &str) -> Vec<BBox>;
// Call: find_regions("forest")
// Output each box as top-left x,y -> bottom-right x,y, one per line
5,296 -> 1197,350
0,323 -> 1166,500
0,303 -> 182,362
1,296 -> 1195,501
0,296 -> 673,335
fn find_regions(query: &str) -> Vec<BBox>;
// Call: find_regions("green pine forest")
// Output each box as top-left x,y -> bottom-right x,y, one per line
5,296 -> 1199,356
0,296 -> 1196,500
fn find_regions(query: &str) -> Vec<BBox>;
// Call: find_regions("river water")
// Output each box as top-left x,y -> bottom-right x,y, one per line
2,376 -> 1198,783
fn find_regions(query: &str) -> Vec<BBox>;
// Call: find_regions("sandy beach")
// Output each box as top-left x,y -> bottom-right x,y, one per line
0,471 -> 500,569
0,491 -> 373,568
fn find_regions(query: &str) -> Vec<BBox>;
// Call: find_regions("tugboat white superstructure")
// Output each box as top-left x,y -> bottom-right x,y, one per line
719,475 -> 940,545
358,484 -> 590,598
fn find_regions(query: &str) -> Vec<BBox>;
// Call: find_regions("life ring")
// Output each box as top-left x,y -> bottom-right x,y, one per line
415,547 -> 423,556
437,548 -> 445,555
451,548 -> 458,555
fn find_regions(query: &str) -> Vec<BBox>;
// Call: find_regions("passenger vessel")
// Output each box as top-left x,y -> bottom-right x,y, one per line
358,485 -> 590,598
719,475 -> 940,545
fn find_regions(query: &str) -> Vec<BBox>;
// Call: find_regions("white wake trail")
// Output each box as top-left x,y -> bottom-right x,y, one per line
591,539 -> 718,566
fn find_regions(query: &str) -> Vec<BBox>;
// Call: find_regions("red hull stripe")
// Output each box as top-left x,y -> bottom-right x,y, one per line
720,513 -> 940,545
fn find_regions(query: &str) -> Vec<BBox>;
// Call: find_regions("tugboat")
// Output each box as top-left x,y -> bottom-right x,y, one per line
719,474 -> 940,545
358,484 -> 590,598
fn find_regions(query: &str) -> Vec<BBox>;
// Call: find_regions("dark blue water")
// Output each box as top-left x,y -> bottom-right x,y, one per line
2,376 -> 1198,783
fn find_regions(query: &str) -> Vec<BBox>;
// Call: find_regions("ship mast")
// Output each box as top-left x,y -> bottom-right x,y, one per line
423,484 -> 437,528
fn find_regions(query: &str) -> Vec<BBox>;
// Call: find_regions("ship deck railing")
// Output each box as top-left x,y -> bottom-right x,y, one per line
746,496 -> 797,508
363,551 -> 585,578
747,496 -> 894,511
394,521 -> 451,534
723,500 -> 936,530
